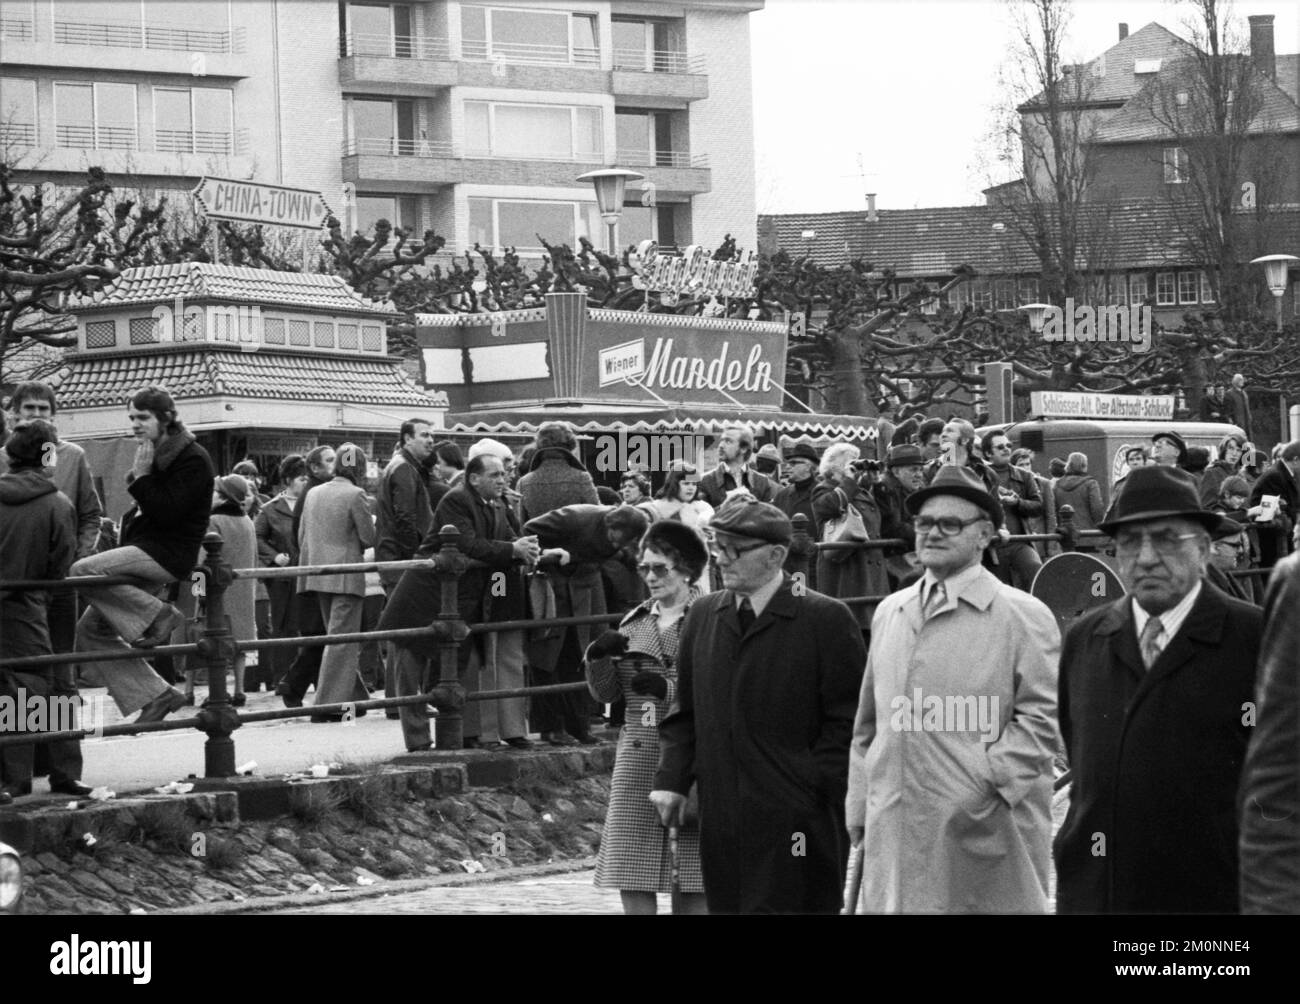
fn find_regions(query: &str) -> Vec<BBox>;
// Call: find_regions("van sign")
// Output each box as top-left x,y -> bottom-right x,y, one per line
1031,391 -> 1175,421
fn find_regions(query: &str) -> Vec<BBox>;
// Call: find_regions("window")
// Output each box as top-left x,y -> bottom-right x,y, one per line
346,3 -> 413,57
469,197 -> 601,252
1129,273 -> 1148,303
129,317 -> 159,344
54,0 -> 233,52
1017,279 -> 1040,305
338,323 -> 359,350
0,1 -> 34,42
314,321 -> 335,348
616,109 -> 678,167
612,18 -> 682,72
0,77 -> 37,145
461,6 -> 599,66
971,281 -> 993,310
1163,146 -> 1187,184
355,194 -> 420,234
263,317 -> 286,345
993,279 -> 1017,310
1107,275 -> 1128,305
348,97 -> 415,155
1200,272 -> 1215,304
85,320 -> 116,348
1177,271 -> 1199,304
1155,272 -> 1176,305
55,81 -> 137,149
466,101 -> 602,162
289,319 -> 310,346
362,323 -> 384,350
154,86 -> 233,153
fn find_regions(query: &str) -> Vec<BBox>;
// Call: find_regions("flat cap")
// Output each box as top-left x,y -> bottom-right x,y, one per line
756,443 -> 781,461
708,498 -> 793,545
784,442 -> 820,464
886,444 -> 925,467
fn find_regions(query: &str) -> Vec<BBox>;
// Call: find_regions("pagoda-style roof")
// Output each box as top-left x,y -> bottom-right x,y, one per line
71,263 -> 396,317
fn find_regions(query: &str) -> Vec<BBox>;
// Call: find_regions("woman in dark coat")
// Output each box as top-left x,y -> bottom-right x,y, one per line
254,454 -> 308,689
1052,452 -> 1106,547
1199,432 -> 1247,507
812,442 -> 888,632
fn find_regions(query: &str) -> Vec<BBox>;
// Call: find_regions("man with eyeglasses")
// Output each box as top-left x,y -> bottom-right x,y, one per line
845,465 -> 1060,912
1055,465 -> 1263,914
1204,520 -> 1255,604
980,430 -> 1043,591
650,499 -> 866,913
773,442 -> 820,589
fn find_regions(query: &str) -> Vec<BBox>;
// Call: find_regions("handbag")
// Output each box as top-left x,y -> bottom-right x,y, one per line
821,487 -> 869,561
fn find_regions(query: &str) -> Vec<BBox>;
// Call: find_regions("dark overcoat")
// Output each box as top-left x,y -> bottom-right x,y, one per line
812,479 -> 888,628
1055,581 -> 1262,913
378,483 -> 525,660
119,431 -> 216,581
654,578 -> 867,914
1248,462 -> 1299,567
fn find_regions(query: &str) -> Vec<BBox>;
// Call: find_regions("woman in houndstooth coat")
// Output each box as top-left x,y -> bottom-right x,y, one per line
584,521 -> 710,914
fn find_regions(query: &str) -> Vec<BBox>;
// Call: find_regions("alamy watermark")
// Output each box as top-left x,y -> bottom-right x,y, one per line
1041,300 -> 1153,354
0,689 -> 108,739
889,688 -> 1001,742
150,295 -> 263,352
592,430 -> 709,479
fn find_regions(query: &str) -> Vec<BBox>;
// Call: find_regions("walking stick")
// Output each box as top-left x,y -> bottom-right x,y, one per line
844,842 -> 865,915
669,824 -> 682,915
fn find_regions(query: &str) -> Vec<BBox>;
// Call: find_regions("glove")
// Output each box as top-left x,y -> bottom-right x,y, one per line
587,630 -> 630,661
629,670 -> 668,700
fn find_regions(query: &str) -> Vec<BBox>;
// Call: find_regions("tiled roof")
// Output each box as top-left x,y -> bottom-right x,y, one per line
1094,56 -> 1300,143
1277,55 -> 1300,106
52,348 -> 446,409
1021,23 -> 1197,109
759,202 -> 1300,274
72,263 -> 396,316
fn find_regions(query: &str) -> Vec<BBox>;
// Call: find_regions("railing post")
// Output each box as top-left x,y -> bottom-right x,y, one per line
193,531 -> 241,777
1056,504 -> 1078,554
789,513 -> 813,587
428,525 -> 470,750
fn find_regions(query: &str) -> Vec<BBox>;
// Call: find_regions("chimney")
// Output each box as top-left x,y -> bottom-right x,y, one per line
1119,23 -> 1128,41
1249,14 -> 1275,80
866,193 -> 877,223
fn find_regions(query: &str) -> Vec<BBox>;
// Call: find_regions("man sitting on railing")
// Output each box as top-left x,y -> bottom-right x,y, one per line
0,420 -> 77,802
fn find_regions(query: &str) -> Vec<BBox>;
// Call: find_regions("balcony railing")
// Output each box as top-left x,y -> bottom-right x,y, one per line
612,47 -> 704,74
55,123 -> 137,150
52,19 -> 244,53
0,16 -> 34,41
340,32 -> 451,60
155,129 -> 235,155
461,39 -> 600,68
345,137 -> 456,158
618,149 -> 708,170
464,145 -> 603,164
0,122 -> 37,146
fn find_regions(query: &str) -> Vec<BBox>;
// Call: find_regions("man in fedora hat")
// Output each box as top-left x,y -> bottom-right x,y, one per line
1150,431 -> 1188,469
1055,465 -> 1263,913
874,443 -> 927,589
845,466 -> 1061,912
774,442 -> 820,587
650,498 -> 866,913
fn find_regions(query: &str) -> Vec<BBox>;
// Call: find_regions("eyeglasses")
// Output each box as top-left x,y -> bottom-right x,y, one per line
708,539 -> 771,561
991,444 -> 1013,452
1211,539 -> 1245,553
915,515 -> 986,537
636,561 -> 677,577
1114,529 -> 1202,554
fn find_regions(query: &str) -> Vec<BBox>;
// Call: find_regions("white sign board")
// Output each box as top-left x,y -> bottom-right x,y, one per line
599,338 -> 646,387
193,176 -> 331,230
1031,391 -> 1176,421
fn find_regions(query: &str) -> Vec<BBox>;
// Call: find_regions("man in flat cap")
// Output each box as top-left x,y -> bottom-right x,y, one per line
1056,465 -> 1263,913
845,466 -> 1060,912
874,443 -> 926,589
651,498 -> 866,913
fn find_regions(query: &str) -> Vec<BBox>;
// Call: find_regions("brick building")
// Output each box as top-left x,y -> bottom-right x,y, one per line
0,0 -> 761,257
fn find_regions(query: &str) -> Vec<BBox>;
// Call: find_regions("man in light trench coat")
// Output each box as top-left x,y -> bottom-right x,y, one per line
846,465 -> 1061,912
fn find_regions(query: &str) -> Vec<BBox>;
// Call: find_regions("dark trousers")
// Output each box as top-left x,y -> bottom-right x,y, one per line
530,629 -> 590,738
36,587 -> 83,784
264,578 -> 298,687
280,591 -> 324,701
359,593 -> 384,691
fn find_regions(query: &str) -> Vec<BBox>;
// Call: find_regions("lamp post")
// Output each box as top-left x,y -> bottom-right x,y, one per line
1250,254 -> 1300,333
577,168 -> 645,255
1021,303 -> 1053,334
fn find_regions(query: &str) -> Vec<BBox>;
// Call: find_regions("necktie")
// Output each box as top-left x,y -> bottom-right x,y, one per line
738,597 -> 755,634
923,581 -> 947,620
1139,616 -> 1164,670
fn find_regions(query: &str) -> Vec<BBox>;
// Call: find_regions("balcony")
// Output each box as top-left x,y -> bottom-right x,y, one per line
0,122 -> 37,148
342,137 -> 463,190
617,149 -> 712,198
4,17 -> 250,76
338,32 -> 458,93
56,124 -> 138,151
461,39 -> 600,68
457,39 -> 606,93
155,129 -> 247,156
612,48 -> 708,106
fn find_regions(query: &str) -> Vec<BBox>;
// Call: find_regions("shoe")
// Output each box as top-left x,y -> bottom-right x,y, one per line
0,790 -> 11,805
131,604 -> 184,649
135,688 -> 186,724
281,693 -> 303,709
505,736 -> 534,750
462,737 -> 481,749
183,692 -> 195,706
572,731 -> 600,746
407,743 -> 432,752
49,779 -> 94,797
477,739 -> 509,750
385,711 -> 400,720
0,780 -> 32,803
231,692 -> 247,707
309,713 -> 342,724
544,731 -> 580,747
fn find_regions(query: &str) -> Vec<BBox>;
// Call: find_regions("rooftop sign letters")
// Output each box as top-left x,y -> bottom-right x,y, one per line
631,241 -> 760,302
192,176 -> 331,230
1031,391 -> 1175,421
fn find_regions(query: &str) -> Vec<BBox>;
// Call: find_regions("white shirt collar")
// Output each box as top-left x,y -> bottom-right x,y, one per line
1132,581 -> 1202,650
738,569 -> 786,618
919,560 -> 984,609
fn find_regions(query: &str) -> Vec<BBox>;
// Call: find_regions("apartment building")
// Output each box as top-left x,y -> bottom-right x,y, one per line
0,0 -> 761,257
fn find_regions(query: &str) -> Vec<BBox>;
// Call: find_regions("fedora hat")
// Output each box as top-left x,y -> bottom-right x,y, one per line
886,444 -> 925,468
1098,465 -> 1230,534
1151,430 -> 1188,463
784,442 -> 820,464
905,465 -> 1003,525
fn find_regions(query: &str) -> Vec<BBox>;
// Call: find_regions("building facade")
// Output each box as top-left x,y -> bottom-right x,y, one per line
0,0 -> 761,257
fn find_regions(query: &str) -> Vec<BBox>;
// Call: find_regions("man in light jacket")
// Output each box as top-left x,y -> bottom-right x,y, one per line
846,466 -> 1060,913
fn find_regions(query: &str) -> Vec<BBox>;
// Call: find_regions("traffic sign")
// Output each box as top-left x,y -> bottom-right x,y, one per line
192,176 -> 331,230
1030,552 -> 1124,634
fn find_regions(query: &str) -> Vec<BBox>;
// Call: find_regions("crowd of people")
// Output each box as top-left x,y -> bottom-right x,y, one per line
1,380 -> 1297,918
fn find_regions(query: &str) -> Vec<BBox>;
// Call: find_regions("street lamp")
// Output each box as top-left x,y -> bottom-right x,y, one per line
1021,303 -> 1054,334
1250,254 -> 1300,332
577,168 -> 645,255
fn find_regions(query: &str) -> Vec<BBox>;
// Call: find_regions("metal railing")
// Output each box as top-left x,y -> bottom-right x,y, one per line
340,31 -> 451,61
55,124 -> 137,151
462,144 -> 602,164
344,136 -> 455,158
0,16 -> 33,41
617,148 -> 708,170
612,47 -> 703,74
52,19 -> 244,53
155,128 -> 234,155
461,39 -> 600,67
0,122 -> 36,146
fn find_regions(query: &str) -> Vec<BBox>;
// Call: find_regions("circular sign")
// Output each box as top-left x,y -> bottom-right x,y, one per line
1030,552 -> 1125,634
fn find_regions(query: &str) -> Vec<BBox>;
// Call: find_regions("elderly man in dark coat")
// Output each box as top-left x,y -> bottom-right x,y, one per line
1239,551 -> 1300,913
773,441 -> 819,588
873,443 -> 926,589
1248,440 -> 1299,569
378,454 -> 540,750
651,499 -> 867,914
1055,465 -> 1263,913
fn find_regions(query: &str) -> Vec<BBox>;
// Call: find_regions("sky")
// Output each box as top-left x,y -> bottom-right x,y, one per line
750,0 -> 1300,214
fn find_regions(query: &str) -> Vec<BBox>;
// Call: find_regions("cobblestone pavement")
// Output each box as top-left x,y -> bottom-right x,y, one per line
256,866 -> 630,915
